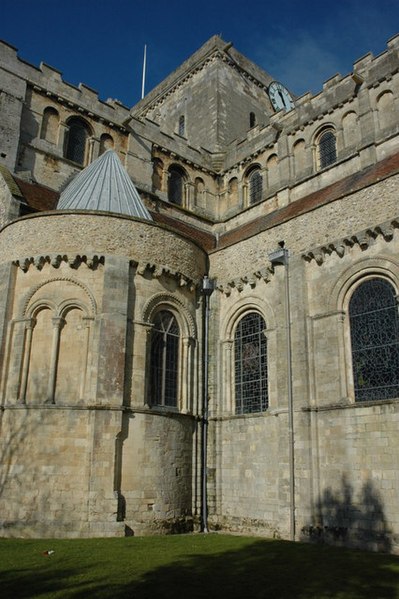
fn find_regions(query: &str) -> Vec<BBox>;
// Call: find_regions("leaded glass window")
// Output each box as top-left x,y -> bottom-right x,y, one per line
150,310 -> 180,407
168,167 -> 184,205
234,312 -> 268,414
349,278 -> 399,402
178,115 -> 185,136
249,169 -> 263,204
65,118 -> 90,165
317,129 -> 337,169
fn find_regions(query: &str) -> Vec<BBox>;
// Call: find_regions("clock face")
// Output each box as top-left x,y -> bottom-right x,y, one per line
268,81 -> 295,113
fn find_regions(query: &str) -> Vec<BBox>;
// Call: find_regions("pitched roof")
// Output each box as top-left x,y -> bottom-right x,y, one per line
57,150 -> 153,220
131,36 -> 276,119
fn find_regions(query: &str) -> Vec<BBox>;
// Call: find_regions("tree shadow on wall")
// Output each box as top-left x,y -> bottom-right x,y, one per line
301,474 -> 392,552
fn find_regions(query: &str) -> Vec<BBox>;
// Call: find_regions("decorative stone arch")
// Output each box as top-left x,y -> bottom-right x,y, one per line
266,153 -> 279,188
329,256 -> 399,313
40,106 -> 60,144
292,138 -> 306,177
99,133 -> 114,155
21,276 -> 97,318
222,296 -> 276,342
5,277 -> 97,405
376,89 -> 396,130
142,293 -> 197,413
142,293 -> 196,338
328,257 -> 399,402
194,176 -> 205,208
220,295 -> 277,415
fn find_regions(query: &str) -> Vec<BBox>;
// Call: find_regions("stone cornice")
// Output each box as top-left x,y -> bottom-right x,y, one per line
216,266 -> 274,296
302,218 -> 399,265
13,253 -> 105,271
12,253 -> 198,290
135,262 -> 197,291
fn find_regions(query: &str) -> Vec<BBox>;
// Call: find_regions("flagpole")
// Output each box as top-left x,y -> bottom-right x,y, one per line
141,44 -> 147,100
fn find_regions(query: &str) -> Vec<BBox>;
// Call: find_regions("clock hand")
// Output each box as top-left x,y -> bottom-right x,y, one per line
278,90 -> 287,108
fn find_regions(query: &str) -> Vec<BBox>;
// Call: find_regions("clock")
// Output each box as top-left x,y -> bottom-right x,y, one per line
268,81 -> 295,113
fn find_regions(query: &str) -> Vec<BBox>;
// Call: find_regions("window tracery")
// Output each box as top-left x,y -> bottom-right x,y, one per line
234,312 -> 268,414
349,278 -> 399,401
150,310 -> 180,407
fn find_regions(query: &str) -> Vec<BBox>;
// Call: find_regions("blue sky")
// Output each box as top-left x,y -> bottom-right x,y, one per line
2,0 -> 399,107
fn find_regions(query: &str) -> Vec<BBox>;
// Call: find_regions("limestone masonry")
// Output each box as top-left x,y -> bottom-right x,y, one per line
0,34 -> 399,551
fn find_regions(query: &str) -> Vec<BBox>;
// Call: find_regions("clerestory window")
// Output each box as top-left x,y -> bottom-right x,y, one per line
65,117 -> 91,165
150,310 -> 180,407
316,128 -> 337,170
234,312 -> 268,414
168,166 -> 185,206
349,278 -> 399,401
178,115 -> 185,136
248,169 -> 263,205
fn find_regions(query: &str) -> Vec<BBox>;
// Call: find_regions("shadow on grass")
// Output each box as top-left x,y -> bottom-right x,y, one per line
2,538 -> 399,599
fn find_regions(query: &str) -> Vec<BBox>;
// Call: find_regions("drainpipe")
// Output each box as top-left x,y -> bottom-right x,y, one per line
201,275 -> 215,533
268,246 -> 295,541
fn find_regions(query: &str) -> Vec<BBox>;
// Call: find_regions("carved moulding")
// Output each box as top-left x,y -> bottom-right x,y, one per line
217,266 -> 274,296
302,218 -> 399,265
135,261 -> 197,291
13,253 -> 105,272
142,292 -> 197,338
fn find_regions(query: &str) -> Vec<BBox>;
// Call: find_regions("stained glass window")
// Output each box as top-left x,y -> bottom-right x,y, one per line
234,312 -> 268,414
349,278 -> 399,401
150,310 -> 180,407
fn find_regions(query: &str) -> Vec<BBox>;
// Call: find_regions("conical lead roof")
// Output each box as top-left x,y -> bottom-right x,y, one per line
57,150 -> 152,220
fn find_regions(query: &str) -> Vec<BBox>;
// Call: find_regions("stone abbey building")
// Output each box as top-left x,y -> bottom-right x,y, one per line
0,34 -> 398,551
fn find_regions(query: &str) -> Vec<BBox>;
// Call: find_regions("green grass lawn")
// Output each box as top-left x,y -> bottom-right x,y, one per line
1,534 -> 399,598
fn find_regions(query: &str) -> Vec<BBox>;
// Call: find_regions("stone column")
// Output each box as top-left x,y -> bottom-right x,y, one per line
47,316 -> 65,403
18,318 -> 35,403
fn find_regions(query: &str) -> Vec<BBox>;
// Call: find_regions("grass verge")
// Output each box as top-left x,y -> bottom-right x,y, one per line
1,534 -> 399,598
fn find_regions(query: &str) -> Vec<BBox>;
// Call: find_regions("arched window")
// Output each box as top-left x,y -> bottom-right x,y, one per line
349,278 -> 399,401
99,133 -> 114,155
316,128 -> 337,170
248,168 -> 263,205
249,112 -> 256,128
168,166 -> 185,206
178,115 -> 185,136
150,310 -> 180,407
234,312 -> 268,414
65,117 -> 91,165
40,107 -> 59,144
